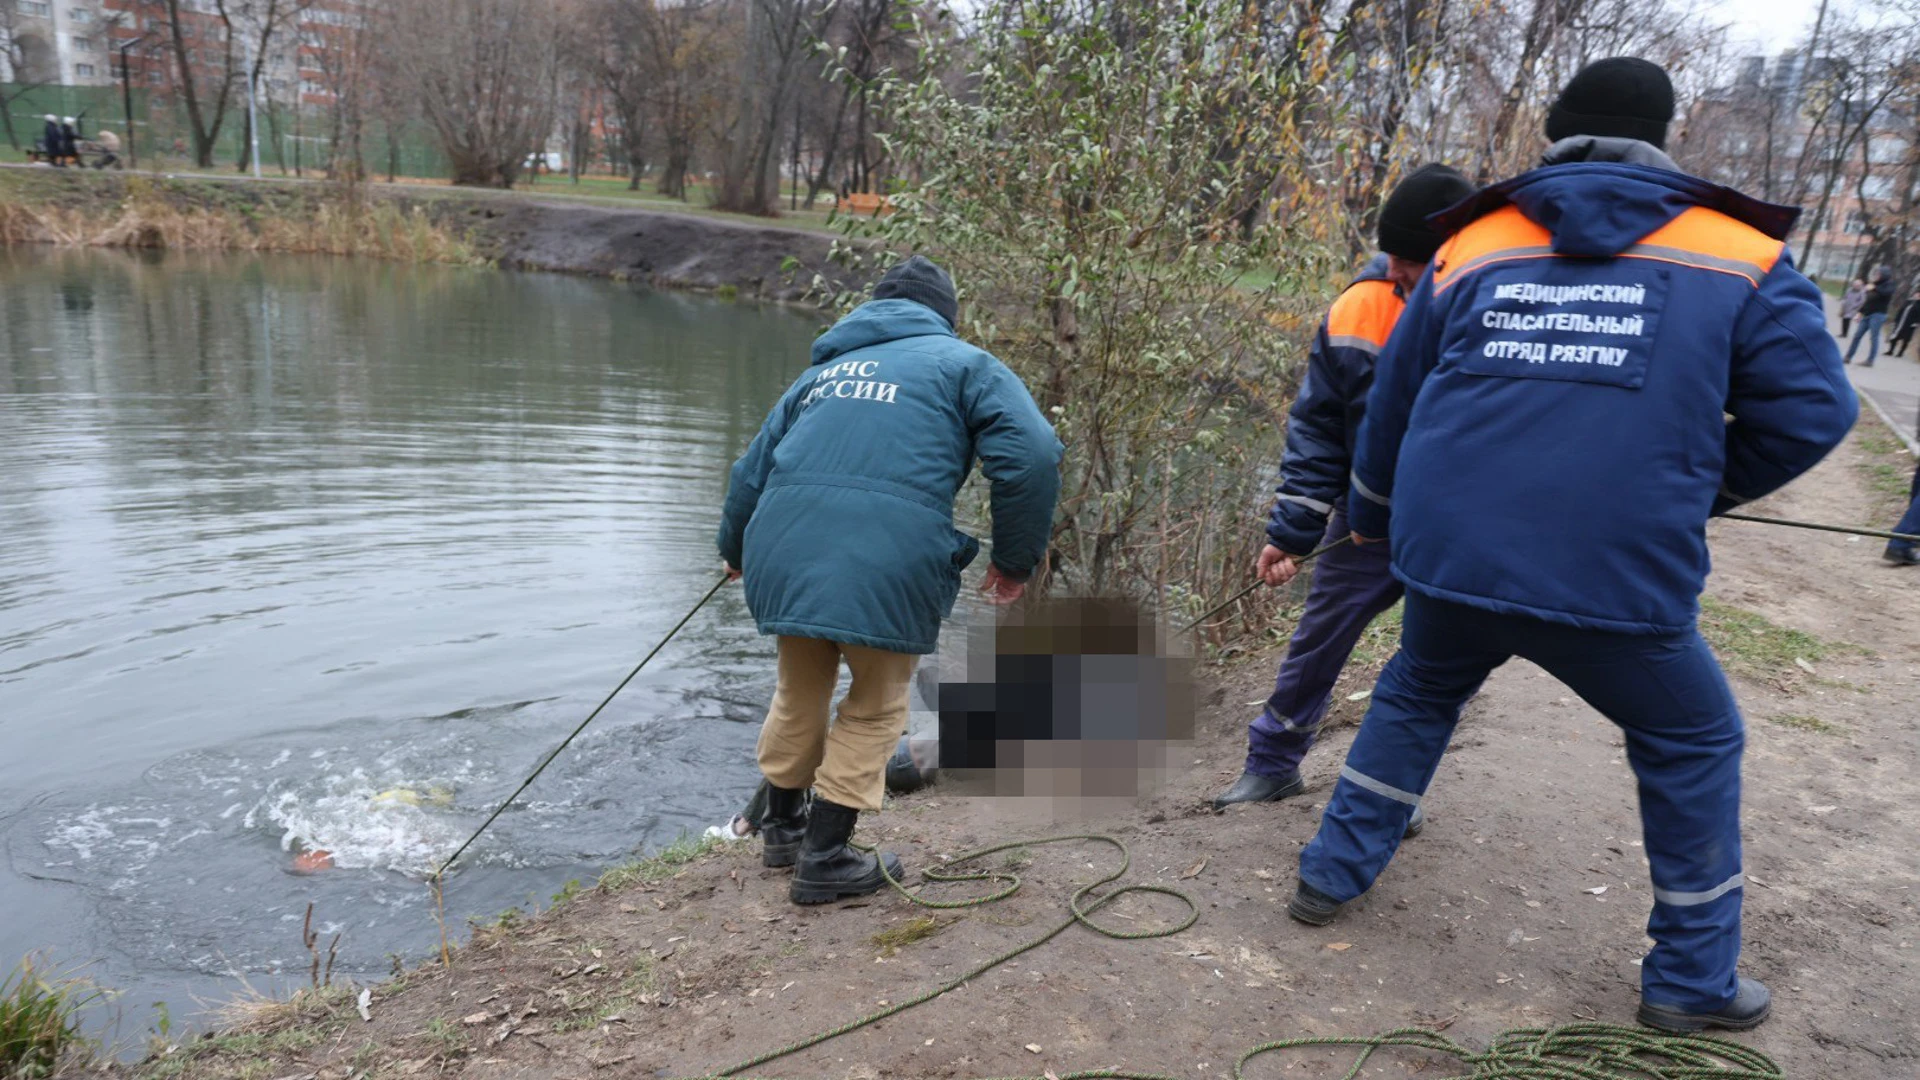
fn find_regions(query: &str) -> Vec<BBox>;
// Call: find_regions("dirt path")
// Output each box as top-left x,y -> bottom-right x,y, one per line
136,422 -> 1919,1080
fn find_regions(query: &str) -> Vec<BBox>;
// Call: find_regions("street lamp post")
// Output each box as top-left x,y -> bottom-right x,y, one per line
243,28 -> 261,178
117,32 -> 150,169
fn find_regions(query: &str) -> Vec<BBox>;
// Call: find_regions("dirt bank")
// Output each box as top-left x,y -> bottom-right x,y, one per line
0,167 -> 852,302
440,194 -> 850,303
107,418 -> 1918,1080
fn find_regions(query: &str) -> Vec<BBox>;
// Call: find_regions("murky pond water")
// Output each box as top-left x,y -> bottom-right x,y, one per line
0,247 -> 817,1033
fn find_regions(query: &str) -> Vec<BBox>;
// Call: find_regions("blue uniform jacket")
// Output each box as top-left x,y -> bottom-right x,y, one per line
717,299 -> 1063,654
1266,255 -> 1403,554
1350,157 -> 1858,634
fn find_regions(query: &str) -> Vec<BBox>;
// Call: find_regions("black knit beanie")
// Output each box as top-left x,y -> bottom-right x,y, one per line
1546,57 -> 1675,149
873,255 -> 959,328
1377,164 -> 1477,263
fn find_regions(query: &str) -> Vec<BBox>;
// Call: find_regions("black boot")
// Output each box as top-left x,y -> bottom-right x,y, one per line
1638,977 -> 1773,1033
760,784 -> 808,869
1211,770 -> 1305,811
790,798 -> 902,905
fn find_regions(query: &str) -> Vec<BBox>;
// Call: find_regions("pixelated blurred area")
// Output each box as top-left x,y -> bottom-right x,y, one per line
930,597 -> 1194,812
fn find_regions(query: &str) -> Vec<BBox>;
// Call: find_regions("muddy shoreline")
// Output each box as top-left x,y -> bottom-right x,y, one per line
90,418 -> 1920,1080
0,166 -> 857,303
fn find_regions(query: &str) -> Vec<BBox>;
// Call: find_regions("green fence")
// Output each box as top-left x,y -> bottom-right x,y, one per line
2,83 -> 141,152
4,82 -> 450,179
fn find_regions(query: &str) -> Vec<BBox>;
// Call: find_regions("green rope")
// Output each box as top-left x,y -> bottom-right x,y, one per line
676,833 -> 1783,1080
1233,1023 -> 1783,1079
703,834 -> 1197,1079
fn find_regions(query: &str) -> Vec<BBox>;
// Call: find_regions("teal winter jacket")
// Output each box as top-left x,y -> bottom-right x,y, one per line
717,300 -> 1063,654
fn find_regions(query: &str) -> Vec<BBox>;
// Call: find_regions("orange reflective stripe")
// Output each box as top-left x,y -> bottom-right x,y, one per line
1623,207 -> 1783,286
1431,207 -> 1551,295
1432,204 -> 1785,294
1324,278 -> 1404,351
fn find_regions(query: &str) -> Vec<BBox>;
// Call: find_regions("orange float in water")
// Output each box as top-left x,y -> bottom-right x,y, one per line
292,849 -> 334,873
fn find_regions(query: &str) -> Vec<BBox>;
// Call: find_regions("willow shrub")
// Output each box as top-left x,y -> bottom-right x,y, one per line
823,0 -> 1362,627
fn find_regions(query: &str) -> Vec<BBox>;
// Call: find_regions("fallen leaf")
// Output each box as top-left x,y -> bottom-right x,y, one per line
1179,857 -> 1207,880
723,922 -> 744,933
590,948 -> 603,959
1026,1043 -> 1044,1053
1809,805 -> 1837,814
1749,876 -> 1771,889
461,1012 -> 496,1026
1325,942 -> 1353,952
355,988 -> 373,1022
1252,869 -> 1274,880
1345,689 -> 1371,701
1793,657 -> 1817,675
1584,886 -> 1608,896
759,914 -> 785,923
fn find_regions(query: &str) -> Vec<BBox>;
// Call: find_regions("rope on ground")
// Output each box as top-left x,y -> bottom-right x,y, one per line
683,832 -> 1783,1080
703,834 -> 1198,1079
1235,1022 -> 1784,1079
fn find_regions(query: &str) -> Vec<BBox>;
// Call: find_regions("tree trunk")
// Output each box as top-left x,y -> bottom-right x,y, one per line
163,0 -> 216,167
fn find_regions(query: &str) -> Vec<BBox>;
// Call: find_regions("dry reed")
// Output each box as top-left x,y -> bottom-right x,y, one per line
0,187 -> 479,265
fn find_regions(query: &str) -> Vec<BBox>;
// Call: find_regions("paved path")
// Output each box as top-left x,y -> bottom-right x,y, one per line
1825,300 -> 1919,452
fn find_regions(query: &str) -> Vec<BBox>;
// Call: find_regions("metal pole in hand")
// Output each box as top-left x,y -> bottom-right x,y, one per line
432,574 -> 731,883
1721,511 -> 1919,544
1182,535 -> 1356,633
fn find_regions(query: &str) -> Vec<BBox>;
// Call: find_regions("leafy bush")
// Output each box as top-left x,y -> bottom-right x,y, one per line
827,0 -> 1399,618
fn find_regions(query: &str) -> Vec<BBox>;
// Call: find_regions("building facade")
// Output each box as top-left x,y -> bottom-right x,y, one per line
3,0 -> 116,86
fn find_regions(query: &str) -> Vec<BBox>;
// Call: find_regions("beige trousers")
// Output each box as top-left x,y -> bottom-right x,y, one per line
757,636 -> 916,812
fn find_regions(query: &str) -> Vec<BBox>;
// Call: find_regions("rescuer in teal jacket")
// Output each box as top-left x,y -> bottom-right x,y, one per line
717,255 -> 1062,905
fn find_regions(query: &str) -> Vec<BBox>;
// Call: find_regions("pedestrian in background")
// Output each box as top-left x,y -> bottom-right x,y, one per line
1840,278 -> 1865,337
1845,266 -> 1894,366
1291,57 -> 1857,1036
717,255 -> 1061,905
59,117 -> 79,166
41,115 -> 65,167
1888,288 -> 1920,357
1211,162 -> 1476,821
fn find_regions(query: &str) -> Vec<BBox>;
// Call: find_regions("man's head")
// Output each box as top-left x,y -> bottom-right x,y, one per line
1377,163 -> 1477,291
1873,266 -> 1891,283
61,116 -> 74,126
873,255 -> 959,328
1546,57 -> 1675,149
44,115 -> 56,123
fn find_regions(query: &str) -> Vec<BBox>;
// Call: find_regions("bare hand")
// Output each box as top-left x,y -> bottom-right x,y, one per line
1255,544 -> 1304,587
981,564 -> 1026,605
724,561 -> 742,582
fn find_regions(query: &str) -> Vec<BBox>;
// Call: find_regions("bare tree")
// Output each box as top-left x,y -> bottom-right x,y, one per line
0,3 -> 59,151
391,0 -> 563,188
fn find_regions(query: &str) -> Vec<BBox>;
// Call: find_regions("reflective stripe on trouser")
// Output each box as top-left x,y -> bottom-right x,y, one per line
1299,591 -> 1746,1013
1246,507 -> 1403,780
757,636 -> 916,811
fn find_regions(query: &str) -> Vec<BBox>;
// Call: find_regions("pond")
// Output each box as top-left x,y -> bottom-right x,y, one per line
0,247 -> 819,1034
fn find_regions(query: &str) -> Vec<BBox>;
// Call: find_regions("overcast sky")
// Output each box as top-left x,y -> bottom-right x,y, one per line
1696,0 -> 1849,54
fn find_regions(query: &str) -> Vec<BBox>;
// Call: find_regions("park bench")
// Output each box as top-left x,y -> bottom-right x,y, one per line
836,192 -> 894,216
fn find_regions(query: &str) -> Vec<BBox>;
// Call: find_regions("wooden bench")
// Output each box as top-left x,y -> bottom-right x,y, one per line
836,192 -> 894,216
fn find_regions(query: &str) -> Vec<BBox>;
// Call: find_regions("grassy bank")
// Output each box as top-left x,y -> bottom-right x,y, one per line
0,169 -> 480,265
1,957 -> 102,1078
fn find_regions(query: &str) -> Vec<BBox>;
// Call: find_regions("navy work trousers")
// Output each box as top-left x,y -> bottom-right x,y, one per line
1245,508 -> 1403,781
1298,591 -> 1747,1013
